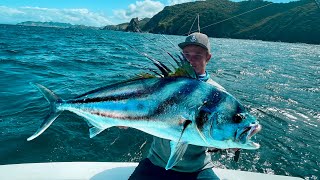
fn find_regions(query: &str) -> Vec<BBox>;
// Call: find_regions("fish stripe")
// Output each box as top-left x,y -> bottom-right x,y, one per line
195,88 -> 225,130
68,90 -> 151,104
152,80 -> 199,116
81,79 -> 200,121
67,79 -> 174,104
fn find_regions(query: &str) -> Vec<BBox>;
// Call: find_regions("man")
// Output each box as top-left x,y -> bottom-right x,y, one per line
128,32 -> 223,180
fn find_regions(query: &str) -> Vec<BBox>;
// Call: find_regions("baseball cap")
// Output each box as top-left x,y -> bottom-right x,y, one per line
178,32 -> 211,53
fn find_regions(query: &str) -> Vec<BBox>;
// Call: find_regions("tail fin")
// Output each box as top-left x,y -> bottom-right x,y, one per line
27,82 -> 62,141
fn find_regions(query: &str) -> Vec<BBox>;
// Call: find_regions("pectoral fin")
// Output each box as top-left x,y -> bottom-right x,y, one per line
166,141 -> 189,170
89,125 -> 113,138
89,127 -> 105,138
178,119 -> 192,141
165,119 -> 192,170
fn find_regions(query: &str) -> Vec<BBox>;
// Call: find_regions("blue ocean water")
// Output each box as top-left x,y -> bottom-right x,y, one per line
0,24 -> 319,179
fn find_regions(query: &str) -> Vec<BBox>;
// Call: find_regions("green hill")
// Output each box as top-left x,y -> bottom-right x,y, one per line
141,0 -> 319,44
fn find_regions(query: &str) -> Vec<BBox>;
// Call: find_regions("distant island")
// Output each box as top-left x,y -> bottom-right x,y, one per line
101,0 -> 320,44
17,21 -> 99,30
101,18 -> 150,32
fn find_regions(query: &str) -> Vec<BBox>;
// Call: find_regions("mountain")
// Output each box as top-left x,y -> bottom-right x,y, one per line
101,22 -> 129,31
17,21 -> 99,29
102,18 -> 150,32
232,0 -> 320,43
138,0 -> 319,44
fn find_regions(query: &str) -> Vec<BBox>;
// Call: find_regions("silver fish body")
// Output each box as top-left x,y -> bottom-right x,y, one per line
28,77 -> 260,150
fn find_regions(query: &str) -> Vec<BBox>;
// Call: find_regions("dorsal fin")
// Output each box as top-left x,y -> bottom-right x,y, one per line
125,43 -> 173,77
136,51 -> 198,79
166,51 -> 181,67
125,41 -> 198,80
168,52 -> 198,79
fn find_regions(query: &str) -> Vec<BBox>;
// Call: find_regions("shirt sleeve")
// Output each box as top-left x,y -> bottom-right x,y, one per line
206,78 -> 226,92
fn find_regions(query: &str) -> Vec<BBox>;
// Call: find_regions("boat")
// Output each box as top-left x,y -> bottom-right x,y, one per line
0,162 -> 302,179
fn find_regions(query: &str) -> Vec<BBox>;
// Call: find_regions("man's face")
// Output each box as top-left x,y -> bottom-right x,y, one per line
182,45 -> 211,75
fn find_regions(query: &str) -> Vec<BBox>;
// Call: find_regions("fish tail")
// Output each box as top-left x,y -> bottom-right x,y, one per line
27,82 -> 63,141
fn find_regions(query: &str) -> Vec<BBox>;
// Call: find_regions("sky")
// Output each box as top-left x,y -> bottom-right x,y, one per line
0,0 -> 295,27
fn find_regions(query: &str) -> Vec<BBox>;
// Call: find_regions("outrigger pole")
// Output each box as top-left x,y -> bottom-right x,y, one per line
188,13 -> 201,35
197,13 -> 200,33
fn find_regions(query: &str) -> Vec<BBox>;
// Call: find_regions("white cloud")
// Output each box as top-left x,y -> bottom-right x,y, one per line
113,0 -> 165,23
0,1 -> 206,26
112,0 -> 206,23
0,6 -> 112,27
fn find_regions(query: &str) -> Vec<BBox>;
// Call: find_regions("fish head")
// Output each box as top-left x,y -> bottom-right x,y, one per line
229,112 -> 261,149
201,95 -> 261,149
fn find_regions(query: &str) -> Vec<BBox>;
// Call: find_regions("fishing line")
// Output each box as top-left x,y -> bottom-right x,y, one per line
161,34 -> 181,52
141,34 -> 177,68
132,24 -> 178,69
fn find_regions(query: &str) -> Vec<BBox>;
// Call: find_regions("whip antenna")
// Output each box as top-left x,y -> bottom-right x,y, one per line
197,13 -> 200,33
188,13 -> 201,35
188,14 -> 198,35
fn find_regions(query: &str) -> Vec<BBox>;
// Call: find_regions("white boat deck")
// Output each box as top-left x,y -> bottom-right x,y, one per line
0,162 -> 302,180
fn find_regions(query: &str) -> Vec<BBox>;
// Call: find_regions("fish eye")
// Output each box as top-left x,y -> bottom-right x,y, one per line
233,114 -> 244,123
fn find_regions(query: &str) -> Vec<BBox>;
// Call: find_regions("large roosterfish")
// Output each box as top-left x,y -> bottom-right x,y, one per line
28,52 -> 261,170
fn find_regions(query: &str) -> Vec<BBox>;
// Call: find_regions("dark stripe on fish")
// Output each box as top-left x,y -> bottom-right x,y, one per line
68,90 -> 151,104
196,88 -> 225,130
87,79 -> 200,121
67,79 -> 174,104
90,111 -> 149,120
152,80 -> 199,115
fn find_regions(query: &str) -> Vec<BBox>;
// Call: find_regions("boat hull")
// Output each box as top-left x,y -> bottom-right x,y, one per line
0,162 -> 302,180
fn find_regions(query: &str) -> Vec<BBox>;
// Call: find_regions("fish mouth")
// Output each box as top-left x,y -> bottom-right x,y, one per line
248,124 -> 261,139
236,124 -> 261,147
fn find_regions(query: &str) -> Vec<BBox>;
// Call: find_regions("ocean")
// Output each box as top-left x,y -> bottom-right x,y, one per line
0,24 -> 319,179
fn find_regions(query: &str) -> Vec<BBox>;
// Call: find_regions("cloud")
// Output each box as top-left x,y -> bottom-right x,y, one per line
112,0 -> 206,23
113,0 -> 165,23
0,1 -> 206,26
0,6 -> 112,27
